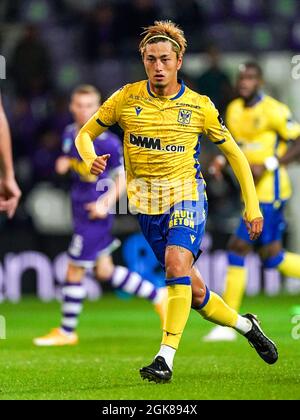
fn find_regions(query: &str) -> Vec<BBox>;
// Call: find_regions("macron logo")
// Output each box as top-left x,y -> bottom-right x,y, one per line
190,235 -> 196,244
135,106 -> 143,116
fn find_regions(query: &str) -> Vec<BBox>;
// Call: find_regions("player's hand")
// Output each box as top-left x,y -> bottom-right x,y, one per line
55,156 -> 71,175
250,164 -> 265,184
90,154 -> 110,176
0,176 -> 22,218
208,155 -> 226,180
244,216 -> 264,241
85,201 -> 109,219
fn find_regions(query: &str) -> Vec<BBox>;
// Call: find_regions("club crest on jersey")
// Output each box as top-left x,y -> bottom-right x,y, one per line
178,109 -> 192,125
135,106 -> 143,116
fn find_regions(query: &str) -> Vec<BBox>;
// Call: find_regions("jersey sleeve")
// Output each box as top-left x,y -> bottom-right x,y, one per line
270,103 -> 300,141
203,98 -> 233,145
203,98 -> 262,222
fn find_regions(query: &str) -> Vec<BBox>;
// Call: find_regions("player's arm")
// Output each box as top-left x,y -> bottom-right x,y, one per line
0,96 -> 21,218
204,101 -> 263,240
75,86 -> 127,174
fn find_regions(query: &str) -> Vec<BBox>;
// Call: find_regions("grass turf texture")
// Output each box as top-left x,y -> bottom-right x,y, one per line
0,294 -> 300,400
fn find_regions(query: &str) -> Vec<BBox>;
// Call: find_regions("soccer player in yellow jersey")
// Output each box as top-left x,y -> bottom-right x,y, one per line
75,21 -> 278,383
205,62 -> 300,342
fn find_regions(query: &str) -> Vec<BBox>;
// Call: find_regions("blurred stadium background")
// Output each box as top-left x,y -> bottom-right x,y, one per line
1,0 -> 300,302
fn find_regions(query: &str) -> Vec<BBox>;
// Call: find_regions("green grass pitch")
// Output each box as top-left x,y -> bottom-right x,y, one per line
0,294 -> 300,400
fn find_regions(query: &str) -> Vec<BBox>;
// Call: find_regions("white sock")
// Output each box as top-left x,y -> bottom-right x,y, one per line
234,315 -> 252,335
156,345 -> 176,371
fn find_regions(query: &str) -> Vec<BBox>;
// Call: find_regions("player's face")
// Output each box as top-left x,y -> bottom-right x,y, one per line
237,67 -> 262,100
70,93 -> 100,126
143,42 -> 182,91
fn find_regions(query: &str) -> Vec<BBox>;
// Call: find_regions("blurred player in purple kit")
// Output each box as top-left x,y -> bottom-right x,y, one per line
34,85 -> 166,346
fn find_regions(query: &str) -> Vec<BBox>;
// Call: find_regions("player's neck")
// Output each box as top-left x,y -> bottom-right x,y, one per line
244,92 -> 263,107
150,80 -> 181,97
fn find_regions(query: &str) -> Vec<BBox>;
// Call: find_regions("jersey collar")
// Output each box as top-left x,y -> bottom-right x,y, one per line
244,91 -> 265,108
146,79 -> 186,100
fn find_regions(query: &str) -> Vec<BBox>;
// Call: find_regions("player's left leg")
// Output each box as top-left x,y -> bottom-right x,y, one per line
190,266 -> 278,365
95,254 -> 166,326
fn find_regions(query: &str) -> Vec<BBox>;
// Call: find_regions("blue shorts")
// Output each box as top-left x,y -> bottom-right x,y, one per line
137,196 -> 208,269
235,201 -> 286,246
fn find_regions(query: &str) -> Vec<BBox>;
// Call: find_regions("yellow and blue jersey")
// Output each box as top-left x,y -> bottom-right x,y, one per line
226,94 -> 300,204
82,80 -> 235,214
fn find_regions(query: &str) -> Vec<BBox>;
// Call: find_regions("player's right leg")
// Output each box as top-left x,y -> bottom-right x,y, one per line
33,262 -> 85,346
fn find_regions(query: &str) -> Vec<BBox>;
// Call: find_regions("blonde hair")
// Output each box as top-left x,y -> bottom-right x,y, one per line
71,84 -> 101,103
139,20 -> 187,58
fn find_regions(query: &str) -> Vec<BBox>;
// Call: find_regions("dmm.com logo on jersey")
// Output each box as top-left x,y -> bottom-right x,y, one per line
129,134 -> 185,153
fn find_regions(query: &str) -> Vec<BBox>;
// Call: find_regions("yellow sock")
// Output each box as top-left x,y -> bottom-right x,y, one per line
199,290 -> 238,328
162,283 -> 192,350
223,265 -> 247,312
278,252 -> 300,278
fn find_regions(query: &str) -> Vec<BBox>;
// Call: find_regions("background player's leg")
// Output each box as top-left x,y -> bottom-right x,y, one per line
95,255 -> 166,325
60,263 -> 86,334
260,240 -> 300,279
222,237 -> 251,311
34,262 -> 85,346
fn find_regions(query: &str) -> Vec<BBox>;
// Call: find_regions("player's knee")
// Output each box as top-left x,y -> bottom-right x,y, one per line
191,286 -> 210,310
228,240 -> 249,256
165,249 -> 192,279
66,263 -> 85,282
95,259 -> 114,281
261,250 -> 285,268
191,286 -> 207,308
165,261 -> 187,279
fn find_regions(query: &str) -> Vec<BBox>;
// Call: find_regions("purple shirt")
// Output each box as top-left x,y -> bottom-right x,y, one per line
62,123 -> 123,203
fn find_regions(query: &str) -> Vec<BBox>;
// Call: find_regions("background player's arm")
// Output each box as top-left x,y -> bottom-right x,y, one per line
204,101 -> 263,240
55,155 -> 92,177
0,96 -> 21,218
85,168 -> 126,219
75,86 -> 126,174
270,104 -> 300,167
278,136 -> 300,165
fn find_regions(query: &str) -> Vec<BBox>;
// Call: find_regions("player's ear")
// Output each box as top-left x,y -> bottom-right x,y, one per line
176,55 -> 183,71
